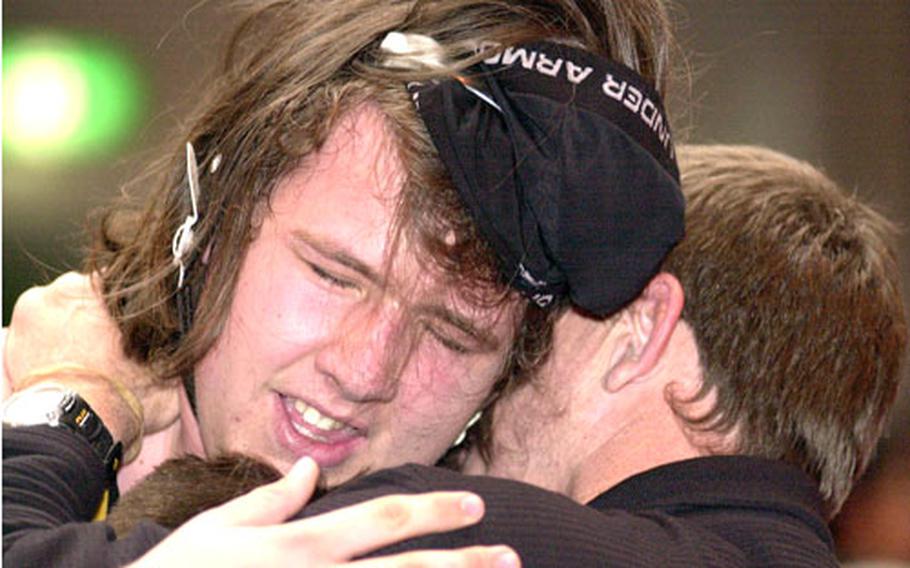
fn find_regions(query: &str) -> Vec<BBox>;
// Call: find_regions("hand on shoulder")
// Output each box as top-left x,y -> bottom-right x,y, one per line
4,271 -> 181,453
129,457 -> 521,568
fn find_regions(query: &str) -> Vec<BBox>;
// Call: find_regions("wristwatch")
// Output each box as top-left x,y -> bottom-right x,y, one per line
2,383 -> 124,508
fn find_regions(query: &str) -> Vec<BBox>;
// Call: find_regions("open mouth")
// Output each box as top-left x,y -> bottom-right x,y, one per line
280,394 -> 362,445
292,398 -> 347,434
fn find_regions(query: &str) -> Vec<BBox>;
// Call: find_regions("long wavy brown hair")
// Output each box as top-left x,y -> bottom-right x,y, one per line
89,0 -> 677,455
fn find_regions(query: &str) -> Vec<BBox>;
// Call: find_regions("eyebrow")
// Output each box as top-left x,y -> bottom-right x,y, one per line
292,229 -> 501,353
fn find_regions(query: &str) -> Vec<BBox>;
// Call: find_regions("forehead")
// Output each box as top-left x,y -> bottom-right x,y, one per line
266,104 -> 487,304
261,103 -> 519,333
271,104 -> 402,259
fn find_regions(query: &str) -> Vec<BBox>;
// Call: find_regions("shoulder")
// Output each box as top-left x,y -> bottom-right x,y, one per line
301,464 -> 839,567
302,465 -> 673,566
304,463 -> 583,516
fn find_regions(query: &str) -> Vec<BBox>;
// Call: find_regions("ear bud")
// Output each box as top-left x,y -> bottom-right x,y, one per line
452,410 -> 484,448
171,142 -> 202,290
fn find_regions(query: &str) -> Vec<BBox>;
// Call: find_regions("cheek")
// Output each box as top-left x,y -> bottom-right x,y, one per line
226,248 -> 344,365
394,346 -> 504,428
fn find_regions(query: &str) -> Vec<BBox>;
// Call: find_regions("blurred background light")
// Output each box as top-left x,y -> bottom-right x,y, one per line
3,32 -> 146,163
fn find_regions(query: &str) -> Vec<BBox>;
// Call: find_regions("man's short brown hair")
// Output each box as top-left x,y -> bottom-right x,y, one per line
666,144 -> 907,515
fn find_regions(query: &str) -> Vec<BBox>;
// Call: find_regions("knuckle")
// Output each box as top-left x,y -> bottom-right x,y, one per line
451,550 -> 478,568
11,285 -> 45,319
373,496 -> 413,532
55,271 -> 85,289
391,555 -> 442,568
232,482 -> 287,518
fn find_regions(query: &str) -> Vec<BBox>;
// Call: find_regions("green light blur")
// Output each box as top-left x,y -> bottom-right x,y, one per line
3,32 -> 146,162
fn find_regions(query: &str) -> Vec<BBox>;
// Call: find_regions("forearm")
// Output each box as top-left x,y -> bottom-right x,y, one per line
3,425 -> 107,534
2,368 -> 145,552
2,425 -> 169,566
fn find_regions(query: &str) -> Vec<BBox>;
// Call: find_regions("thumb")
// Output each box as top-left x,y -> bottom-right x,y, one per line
205,456 -> 319,527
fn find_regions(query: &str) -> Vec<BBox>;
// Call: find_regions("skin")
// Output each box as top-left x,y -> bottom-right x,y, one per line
184,103 -> 518,487
463,275 -> 708,504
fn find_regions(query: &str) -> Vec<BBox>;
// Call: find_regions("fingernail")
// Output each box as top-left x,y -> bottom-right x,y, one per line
459,493 -> 484,519
494,548 -> 520,568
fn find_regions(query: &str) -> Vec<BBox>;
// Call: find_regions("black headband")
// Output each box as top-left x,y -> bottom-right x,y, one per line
409,41 -> 684,316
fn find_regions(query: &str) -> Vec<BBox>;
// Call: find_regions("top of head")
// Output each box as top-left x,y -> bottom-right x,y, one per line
91,0 -> 678,380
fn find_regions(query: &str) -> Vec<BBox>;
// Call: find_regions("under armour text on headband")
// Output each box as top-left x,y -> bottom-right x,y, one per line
409,41 -> 685,317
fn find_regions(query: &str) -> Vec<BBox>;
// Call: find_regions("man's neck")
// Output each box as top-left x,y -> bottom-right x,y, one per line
571,425 -> 705,504
118,387 -> 205,493
464,393 -> 707,505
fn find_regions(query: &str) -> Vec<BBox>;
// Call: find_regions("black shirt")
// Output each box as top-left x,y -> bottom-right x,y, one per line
3,425 -> 838,566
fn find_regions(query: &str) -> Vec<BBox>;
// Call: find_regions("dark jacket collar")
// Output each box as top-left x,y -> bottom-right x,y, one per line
586,455 -> 832,547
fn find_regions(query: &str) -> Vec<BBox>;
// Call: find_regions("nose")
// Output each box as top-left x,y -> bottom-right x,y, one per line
313,298 -> 412,403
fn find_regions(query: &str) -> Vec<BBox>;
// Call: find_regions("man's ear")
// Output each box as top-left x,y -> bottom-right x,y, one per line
603,273 -> 684,393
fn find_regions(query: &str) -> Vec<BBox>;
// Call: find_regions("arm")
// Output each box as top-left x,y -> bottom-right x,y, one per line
2,328 -> 11,399
3,272 -> 180,437
131,458 -> 519,568
2,424 -> 518,568
2,275 -> 520,567
3,424 -> 171,567
301,464 -> 622,565
3,271 -> 183,489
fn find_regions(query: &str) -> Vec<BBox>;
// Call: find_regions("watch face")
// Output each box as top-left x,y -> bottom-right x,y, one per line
1,384 -> 68,426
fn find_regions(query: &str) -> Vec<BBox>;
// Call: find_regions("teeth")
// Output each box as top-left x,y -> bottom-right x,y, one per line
292,399 -> 345,432
316,415 -> 338,430
302,406 -> 321,425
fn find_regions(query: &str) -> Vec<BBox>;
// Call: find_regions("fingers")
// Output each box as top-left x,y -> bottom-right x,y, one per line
130,467 -> 519,568
347,545 -> 521,568
281,490 -> 488,560
204,457 -> 320,526
5,271 -> 98,383
6,269 -> 181,434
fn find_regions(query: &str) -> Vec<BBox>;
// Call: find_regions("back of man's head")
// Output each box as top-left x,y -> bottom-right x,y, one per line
664,144 -> 907,516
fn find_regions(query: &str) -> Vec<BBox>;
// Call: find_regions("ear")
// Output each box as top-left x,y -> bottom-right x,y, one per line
603,273 -> 684,393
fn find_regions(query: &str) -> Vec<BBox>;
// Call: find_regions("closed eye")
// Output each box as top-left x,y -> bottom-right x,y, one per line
307,261 -> 358,290
423,323 -> 471,355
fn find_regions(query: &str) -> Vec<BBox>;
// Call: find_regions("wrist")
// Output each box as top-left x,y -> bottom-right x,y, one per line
2,377 -> 136,513
15,365 -> 144,461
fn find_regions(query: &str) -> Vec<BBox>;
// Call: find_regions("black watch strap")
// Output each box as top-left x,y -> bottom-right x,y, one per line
56,392 -> 124,507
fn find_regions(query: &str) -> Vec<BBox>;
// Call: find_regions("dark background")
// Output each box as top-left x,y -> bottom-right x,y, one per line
4,1 -> 909,560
